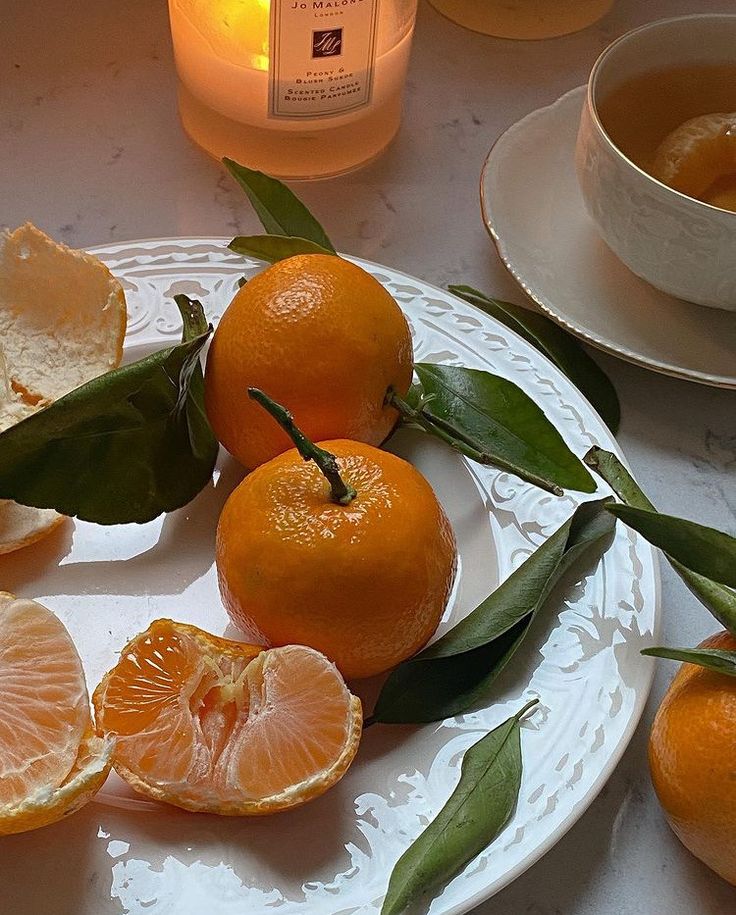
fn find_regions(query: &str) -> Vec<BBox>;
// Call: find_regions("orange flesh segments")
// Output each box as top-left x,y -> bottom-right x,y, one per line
652,112 -> 736,210
94,620 -> 363,814
0,594 -> 89,806
0,593 -> 112,835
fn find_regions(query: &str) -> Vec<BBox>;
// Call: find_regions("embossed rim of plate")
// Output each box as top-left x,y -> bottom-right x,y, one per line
480,85 -> 736,390
87,236 -> 660,914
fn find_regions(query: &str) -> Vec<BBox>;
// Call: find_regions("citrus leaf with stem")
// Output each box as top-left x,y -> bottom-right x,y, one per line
412,363 -> 596,494
389,386 -> 563,496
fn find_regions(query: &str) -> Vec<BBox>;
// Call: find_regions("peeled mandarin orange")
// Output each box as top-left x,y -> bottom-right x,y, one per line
216,439 -> 457,680
0,593 -> 112,835
651,112 -> 736,210
93,619 -> 362,815
204,254 -> 414,471
649,630 -> 736,884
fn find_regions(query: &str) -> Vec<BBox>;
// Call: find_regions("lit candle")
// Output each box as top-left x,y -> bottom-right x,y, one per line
169,0 -> 418,179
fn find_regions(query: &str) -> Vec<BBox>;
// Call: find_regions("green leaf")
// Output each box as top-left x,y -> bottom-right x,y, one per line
174,291 -> 210,340
607,504 -> 736,589
583,447 -> 655,512
414,363 -> 595,494
403,382 -> 425,411
381,699 -> 536,915
223,158 -> 336,253
0,296 -> 218,525
448,285 -> 620,434
228,235 -> 334,264
371,499 -> 614,724
585,447 -> 736,635
389,387 -> 563,496
642,646 -> 736,676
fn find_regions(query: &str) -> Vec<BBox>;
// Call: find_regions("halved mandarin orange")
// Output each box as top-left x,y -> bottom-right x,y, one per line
93,619 -> 363,815
0,593 -> 112,835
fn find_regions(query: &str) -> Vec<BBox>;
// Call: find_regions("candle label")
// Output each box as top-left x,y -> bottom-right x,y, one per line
269,0 -> 379,119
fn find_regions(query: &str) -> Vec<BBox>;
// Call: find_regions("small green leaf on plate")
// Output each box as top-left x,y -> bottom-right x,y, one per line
642,646 -> 736,676
381,699 -> 537,915
0,295 -> 219,525
414,363 -> 596,493
607,503 -> 736,589
223,158 -> 336,253
448,285 -> 620,434
371,499 -> 614,724
228,235 -> 335,264
585,447 -> 736,635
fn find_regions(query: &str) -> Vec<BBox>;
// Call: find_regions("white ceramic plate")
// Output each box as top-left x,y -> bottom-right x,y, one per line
481,85 -> 736,389
1,238 -> 659,915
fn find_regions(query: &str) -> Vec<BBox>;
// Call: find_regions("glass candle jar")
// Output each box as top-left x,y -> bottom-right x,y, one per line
427,0 -> 614,40
169,0 -> 418,179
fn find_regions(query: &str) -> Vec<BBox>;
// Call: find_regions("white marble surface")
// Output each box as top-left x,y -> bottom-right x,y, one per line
1,1 -> 735,913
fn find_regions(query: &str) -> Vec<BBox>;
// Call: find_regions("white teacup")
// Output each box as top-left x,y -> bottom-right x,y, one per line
575,14 -> 736,311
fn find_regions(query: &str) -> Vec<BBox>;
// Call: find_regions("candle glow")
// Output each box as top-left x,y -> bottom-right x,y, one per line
168,0 -> 417,178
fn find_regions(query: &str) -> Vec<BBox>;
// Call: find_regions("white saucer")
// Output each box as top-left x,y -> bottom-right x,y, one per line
481,85 -> 736,389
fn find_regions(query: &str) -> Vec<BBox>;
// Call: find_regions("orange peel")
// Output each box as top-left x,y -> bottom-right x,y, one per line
0,224 -> 127,554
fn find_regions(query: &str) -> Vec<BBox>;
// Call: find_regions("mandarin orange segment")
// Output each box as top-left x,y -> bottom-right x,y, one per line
94,620 -> 362,815
236,647 -> 358,798
0,594 -> 89,806
651,112 -> 736,208
0,594 -> 112,835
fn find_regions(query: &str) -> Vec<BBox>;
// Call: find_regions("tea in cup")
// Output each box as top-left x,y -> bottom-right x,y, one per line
576,15 -> 736,310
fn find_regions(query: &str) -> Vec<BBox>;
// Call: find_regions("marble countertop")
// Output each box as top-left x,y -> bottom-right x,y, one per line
2,0 -> 735,913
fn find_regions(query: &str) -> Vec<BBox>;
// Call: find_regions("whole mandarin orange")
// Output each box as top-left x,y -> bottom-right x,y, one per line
204,254 -> 414,470
649,630 -> 736,884
216,439 -> 457,680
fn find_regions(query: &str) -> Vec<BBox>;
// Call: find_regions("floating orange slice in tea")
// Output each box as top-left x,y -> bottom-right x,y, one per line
651,112 -> 736,210
0,593 -> 112,835
93,620 -> 363,815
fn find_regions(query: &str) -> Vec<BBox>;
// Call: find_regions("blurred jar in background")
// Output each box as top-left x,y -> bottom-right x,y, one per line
426,0 -> 614,39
